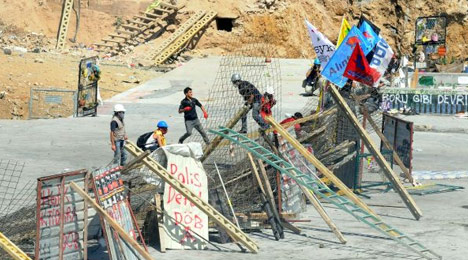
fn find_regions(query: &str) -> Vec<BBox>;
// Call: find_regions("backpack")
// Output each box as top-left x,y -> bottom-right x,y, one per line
136,131 -> 154,150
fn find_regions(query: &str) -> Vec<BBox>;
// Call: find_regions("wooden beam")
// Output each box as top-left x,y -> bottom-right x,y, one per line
124,142 -> 259,253
201,105 -> 250,162
121,24 -> 142,31
154,194 -> 166,253
257,159 -> 302,236
122,150 -> 150,174
69,182 -> 154,260
360,106 -> 416,184
277,156 -> 347,243
328,84 -> 422,220
265,115 -> 379,217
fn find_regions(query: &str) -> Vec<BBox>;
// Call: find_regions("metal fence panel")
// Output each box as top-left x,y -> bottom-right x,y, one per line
29,88 -> 77,119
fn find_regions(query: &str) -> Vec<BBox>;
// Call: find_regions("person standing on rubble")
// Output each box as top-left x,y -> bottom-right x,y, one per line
231,73 -> 270,133
110,104 -> 128,166
178,87 -> 210,144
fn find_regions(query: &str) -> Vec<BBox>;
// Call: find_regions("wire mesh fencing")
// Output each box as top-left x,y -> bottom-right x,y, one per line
0,161 -> 37,256
29,88 -> 77,119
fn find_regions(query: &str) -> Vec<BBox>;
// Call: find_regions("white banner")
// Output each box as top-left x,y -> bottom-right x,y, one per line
370,38 -> 394,87
305,20 -> 336,69
161,144 -> 208,250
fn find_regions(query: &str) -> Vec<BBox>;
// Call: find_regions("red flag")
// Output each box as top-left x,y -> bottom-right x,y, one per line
343,43 -> 380,86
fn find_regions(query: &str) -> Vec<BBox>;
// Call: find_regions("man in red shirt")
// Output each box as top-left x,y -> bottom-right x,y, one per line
279,112 -> 304,138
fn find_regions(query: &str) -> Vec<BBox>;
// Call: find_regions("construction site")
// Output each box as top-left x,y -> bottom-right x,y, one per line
0,0 -> 468,259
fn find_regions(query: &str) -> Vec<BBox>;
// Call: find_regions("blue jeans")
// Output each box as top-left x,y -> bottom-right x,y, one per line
241,102 -> 269,132
113,140 -> 127,166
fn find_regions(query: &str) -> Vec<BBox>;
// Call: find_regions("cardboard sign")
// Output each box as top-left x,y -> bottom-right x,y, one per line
92,166 -> 146,260
161,146 -> 208,250
36,170 -> 89,260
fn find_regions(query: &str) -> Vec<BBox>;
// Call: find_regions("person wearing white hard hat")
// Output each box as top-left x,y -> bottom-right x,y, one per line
231,73 -> 270,133
260,86 -> 276,120
110,104 -> 128,166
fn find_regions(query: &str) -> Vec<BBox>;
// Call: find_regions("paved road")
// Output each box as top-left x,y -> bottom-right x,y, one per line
1,56 -> 467,259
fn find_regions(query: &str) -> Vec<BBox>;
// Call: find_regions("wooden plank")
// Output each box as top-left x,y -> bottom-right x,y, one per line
122,150 -> 150,174
152,7 -> 172,14
141,12 -> 162,18
201,105 -> 250,162
265,115 -> 379,217
108,33 -> 130,39
102,38 -> 125,44
155,194 -> 166,253
124,142 -> 259,253
360,106 -> 415,184
94,43 -> 115,48
128,20 -> 149,26
121,24 -> 142,31
116,30 -> 135,35
279,157 -> 347,243
158,2 -> 179,10
134,15 -> 156,21
70,182 -> 154,260
328,84 -> 422,220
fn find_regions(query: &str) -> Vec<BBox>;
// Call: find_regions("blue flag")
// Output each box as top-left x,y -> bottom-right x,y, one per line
321,26 -> 373,88
359,21 -> 380,50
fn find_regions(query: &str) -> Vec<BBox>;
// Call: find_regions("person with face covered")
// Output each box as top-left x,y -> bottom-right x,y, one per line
110,104 -> 128,166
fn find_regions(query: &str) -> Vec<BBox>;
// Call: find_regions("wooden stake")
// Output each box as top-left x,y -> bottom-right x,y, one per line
360,106 -> 415,184
328,84 -> 422,220
69,182 -> 154,260
154,194 -> 166,253
265,115 -> 379,218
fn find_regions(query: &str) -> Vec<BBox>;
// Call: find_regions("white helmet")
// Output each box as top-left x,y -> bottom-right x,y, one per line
114,104 -> 126,112
265,86 -> 274,95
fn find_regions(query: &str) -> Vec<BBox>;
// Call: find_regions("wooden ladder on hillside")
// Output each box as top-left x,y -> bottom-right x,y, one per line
94,2 -> 178,56
153,11 -> 217,65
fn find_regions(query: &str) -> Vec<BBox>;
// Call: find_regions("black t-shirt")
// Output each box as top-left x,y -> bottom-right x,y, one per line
179,97 -> 202,121
238,81 -> 262,103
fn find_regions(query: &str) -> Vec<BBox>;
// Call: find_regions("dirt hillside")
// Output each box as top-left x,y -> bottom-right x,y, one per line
1,0 -> 467,120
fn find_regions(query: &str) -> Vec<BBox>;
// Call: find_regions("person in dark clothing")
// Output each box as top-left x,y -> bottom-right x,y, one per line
231,73 -> 270,133
110,104 -> 128,166
302,58 -> 321,94
178,87 -> 210,144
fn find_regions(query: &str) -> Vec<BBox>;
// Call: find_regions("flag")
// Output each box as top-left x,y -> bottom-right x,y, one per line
305,20 -> 336,68
369,38 -> 394,87
337,17 -> 351,47
359,20 -> 380,50
343,43 -> 380,86
357,15 -> 380,35
321,26 -> 373,88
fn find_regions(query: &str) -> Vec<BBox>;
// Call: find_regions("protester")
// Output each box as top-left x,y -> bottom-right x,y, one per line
279,112 -> 304,138
110,104 -> 128,166
302,58 -> 321,94
144,121 -> 168,152
178,87 -> 210,144
260,86 -> 276,119
231,73 -> 270,133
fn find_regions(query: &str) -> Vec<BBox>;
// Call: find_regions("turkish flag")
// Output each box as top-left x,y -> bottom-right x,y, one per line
343,43 -> 380,86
